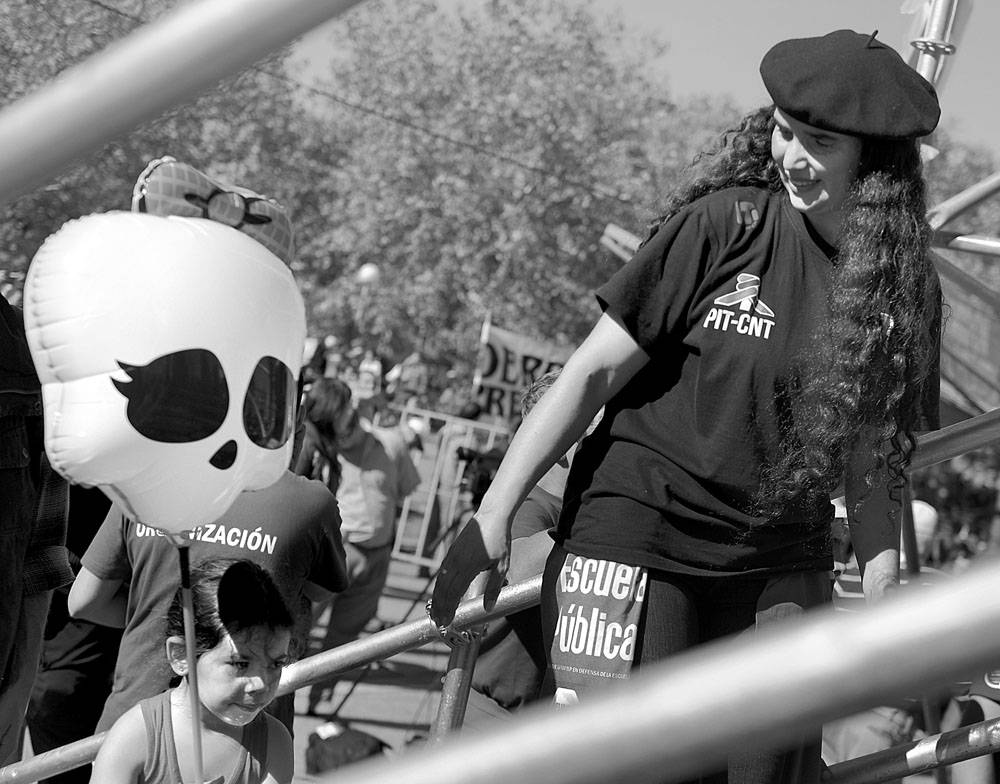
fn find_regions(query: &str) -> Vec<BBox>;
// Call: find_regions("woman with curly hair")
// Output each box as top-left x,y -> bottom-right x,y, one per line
430,29 -> 941,783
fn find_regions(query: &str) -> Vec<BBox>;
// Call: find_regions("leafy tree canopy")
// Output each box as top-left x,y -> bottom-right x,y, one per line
2,0 -> 997,408
293,0 -> 738,390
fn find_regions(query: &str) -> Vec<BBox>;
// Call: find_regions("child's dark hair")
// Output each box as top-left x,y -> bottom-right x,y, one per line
166,557 -> 294,658
303,377 -> 354,441
520,369 -> 561,419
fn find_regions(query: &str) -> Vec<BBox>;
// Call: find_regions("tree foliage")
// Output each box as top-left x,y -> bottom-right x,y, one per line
4,0 -> 997,410
0,0 -> 315,301
295,0 -> 739,389
924,130 -> 1000,288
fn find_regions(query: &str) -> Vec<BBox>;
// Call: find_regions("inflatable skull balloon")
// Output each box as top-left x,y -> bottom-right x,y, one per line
23,158 -> 305,533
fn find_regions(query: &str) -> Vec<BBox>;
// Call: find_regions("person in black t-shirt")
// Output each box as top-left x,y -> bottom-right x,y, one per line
431,29 -> 942,784
465,370 -> 601,724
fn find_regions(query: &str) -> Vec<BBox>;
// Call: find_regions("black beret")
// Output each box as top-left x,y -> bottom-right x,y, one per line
760,29 -> 940,139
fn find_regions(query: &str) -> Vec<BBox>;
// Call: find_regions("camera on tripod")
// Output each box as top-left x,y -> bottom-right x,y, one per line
455,445 -> 504,506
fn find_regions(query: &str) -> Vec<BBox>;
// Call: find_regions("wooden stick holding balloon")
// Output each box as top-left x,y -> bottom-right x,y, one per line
169,536 -> 209,784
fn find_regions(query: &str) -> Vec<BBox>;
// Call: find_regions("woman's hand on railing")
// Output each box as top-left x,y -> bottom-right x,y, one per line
427,514 -> 510,639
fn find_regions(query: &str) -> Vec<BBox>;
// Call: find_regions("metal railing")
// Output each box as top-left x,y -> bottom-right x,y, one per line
0,0 -> 367,205
826,715 -> 1000,784
5,409 -> 1000,783
311,561 -> 1000,784
387,404 -> 510,571
0,577 -> 541,783
3,0 -> 1000,782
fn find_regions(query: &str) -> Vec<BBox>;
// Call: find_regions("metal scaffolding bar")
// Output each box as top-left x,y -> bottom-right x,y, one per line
430,574 -> 490,739
311,562 -> 1000,784
910,0 -> 959,85
0,578 -> 541,783
934,231 -> 1000,257
7,405 -> 1000,782
0,0 -> 367,206
911,407 -> 1000,471
928,171 -> 1000,231
825,715 -> 1000,784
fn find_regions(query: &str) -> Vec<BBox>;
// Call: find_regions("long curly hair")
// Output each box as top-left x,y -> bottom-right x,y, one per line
647,106 -> 938,520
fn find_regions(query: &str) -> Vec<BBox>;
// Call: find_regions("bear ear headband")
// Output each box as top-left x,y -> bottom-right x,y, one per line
132,155 -> 295,264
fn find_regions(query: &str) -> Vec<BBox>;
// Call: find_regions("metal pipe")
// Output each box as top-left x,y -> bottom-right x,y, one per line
0,576 -> 543,783
0,735 -> 104,784
911,408 -> 1000,472
430,574 -> 490,739
933,231 -> 1000,257
314,561 -> 1000,784
911,0 -> 958,84
431,637 -> 484,738
825,715 -> 1000,784
0,0 -> 368,206
278,575 -> 541,695
927,171 -> 1000,231
900,483 -> 920,576
8,406 -> 1000,782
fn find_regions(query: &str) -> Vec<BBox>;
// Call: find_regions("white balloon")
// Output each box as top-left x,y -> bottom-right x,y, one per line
24,211 -> 306,533
356,262 -> 380,284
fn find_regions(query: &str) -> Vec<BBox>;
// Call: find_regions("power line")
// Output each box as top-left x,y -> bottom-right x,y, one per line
73,0 -> 635,208
259,67 -> 634,207
79,0 -> 142,22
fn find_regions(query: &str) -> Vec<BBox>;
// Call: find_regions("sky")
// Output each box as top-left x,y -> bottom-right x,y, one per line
299,1 -> 995,158
599,0 -> 996,157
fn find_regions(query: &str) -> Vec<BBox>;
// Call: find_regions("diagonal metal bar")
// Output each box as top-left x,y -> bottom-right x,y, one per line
314,562 -> 1000,784
911,407 -> 1000,471
0,577 -> 542,783
0,0 -> 368,206
824,715 -> 1000,784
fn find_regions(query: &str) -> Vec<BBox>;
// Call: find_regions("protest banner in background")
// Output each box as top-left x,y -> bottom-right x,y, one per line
473,314 -> 573,420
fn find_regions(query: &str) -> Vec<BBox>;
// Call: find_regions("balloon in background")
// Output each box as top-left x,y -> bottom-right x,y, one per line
23,162 -> 305,533
355,262 -> 380,284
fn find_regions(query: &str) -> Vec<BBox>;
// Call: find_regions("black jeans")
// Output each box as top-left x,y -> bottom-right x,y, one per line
636,572 -> 824,784
540,553 -> 826,784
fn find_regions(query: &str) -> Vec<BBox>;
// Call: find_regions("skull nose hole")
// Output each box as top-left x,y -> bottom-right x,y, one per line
209,440 -> 238,470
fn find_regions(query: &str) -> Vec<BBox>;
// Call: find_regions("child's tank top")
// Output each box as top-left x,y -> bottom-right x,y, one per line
139,691 -> 268,784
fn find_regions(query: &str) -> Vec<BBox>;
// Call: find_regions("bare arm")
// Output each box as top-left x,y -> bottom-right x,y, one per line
844,434 -> 901,605
506,529 -> 556,584
68,566 -> 128,628
429,312 -> 649,626
262,714 -> 294,784
88,706 -> 146,784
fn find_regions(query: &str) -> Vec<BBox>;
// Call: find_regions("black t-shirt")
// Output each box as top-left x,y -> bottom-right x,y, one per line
558,186 -> 938,577
472,484 -> 560,709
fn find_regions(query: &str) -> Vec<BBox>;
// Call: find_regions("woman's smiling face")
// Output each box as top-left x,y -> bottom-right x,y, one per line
770,108 -> 864,244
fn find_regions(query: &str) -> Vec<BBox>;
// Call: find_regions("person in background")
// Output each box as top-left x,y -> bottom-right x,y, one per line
431,29 -> 941,783
292,378 -> 345,496
0,292 -> 73,766
419,401 -> 486,578
466,370 -> 602,724
26,486 -> 120,784
945,669 -> 1000,784
304,378 -> 420,716
68,469 -> 348,737
90,558 -> 295,784
823,496 -> 947,780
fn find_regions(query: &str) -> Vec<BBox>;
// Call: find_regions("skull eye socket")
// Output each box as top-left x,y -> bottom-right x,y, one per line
243,356 -> 295,450
113,349 -> 229,443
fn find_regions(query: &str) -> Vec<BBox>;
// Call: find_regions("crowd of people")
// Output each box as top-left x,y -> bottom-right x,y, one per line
1,23 -> 999,784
